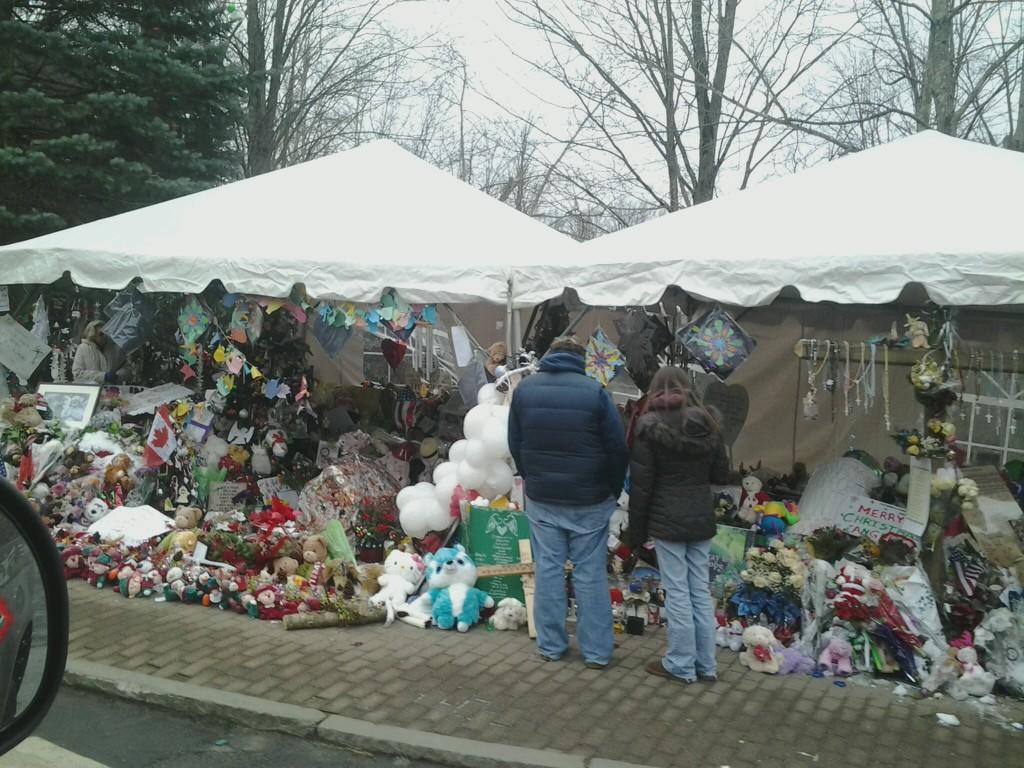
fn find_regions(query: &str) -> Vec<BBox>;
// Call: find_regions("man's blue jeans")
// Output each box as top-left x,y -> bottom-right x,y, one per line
653,538 -> 717,681
526,497 -> 615,665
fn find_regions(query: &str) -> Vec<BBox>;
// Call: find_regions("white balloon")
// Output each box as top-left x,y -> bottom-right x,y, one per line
396,485 -> 419,510
465,439 -> 490,468
397,482 -> 435,511
456,460 -> 487,491
481,419 -> 510,459
463,405 -> 493,441
449,439 -> 469,464
493,404 -> 510,424
434,475 -> 459,508
433,461 -> 457,483
477,383 -> 502,406
485,462 -> 514,497
400,497 -> 450,540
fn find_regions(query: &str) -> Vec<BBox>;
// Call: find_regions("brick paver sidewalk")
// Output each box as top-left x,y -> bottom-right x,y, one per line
66,582 -> 1023,768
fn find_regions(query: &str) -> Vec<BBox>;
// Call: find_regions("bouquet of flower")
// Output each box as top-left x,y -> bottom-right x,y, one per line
728,540 -> 807,629
740,540 -> 807,599
892,418 -> 956,459
352,497 -> 401,547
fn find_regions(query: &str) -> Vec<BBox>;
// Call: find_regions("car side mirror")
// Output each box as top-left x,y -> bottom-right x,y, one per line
0,479 -> 69,757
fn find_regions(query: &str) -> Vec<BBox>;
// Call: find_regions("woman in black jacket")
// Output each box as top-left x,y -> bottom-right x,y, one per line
628,366 -> 730,683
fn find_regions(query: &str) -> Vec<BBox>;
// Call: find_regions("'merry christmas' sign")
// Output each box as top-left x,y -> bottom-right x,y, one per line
837,496 -> 925,541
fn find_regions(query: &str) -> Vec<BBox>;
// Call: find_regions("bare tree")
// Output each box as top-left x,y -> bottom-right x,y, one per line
233,0 -> 416,176
823,0 -> 1024,146
503,0 -> 856,214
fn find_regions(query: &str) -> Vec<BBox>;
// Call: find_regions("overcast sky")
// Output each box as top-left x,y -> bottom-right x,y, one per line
387,0 -> 575,118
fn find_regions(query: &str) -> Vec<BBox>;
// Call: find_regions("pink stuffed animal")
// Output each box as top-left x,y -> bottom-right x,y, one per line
818,636 -> 854,676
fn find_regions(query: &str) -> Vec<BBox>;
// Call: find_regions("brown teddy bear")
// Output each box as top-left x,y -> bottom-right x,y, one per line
103,454 -> 135,493
64,447 -> 95,479
174,506 -> 203,530
264,556 -> 299,583
301,535 -> 328,565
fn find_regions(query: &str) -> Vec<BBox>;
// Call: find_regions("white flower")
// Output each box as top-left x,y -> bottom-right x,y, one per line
740,569 -> 752,582
760,552 -> 777,564
769,539 -> 784,550
753,576 -> 769,589
769,572 -> 783,585
788,574 -> 805,589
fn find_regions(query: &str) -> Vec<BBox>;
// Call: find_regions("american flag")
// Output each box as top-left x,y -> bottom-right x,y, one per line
948,545 -> 986,597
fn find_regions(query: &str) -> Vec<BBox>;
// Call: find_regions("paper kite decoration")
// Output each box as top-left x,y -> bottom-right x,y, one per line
585,329 -> 625,386
178,298 -> 210,344
677,306 -> 756,380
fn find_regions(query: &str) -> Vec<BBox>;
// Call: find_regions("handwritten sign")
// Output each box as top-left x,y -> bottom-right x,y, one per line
466,507 -> 530,603
0,315 -> 50,381
836,496 -> 925,542
123,383 -> 194,416
206,481 -> 247,519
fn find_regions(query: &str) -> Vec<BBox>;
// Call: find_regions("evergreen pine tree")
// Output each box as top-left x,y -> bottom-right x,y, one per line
0,1 -> 242,244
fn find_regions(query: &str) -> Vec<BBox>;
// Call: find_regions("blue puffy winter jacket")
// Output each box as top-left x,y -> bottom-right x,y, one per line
508,351 -> 628,506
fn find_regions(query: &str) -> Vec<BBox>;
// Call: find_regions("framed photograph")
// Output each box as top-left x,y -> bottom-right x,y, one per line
37,383 -> 101,430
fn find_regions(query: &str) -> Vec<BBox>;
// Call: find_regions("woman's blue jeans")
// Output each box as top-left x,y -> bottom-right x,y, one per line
653,538 -> 717,681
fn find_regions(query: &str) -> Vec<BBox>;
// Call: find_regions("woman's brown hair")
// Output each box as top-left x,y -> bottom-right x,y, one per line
645,365 -> 720,433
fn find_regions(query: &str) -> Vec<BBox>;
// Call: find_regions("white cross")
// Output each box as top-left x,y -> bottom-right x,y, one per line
985,411 -> 994,424
1011,420 -> 1017,436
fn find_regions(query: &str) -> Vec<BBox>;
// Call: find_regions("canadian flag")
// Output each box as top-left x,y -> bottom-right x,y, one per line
144,405 -> 178,467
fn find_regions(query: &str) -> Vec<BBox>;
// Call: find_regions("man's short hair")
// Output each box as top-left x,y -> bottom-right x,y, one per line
547,336 -> 586,357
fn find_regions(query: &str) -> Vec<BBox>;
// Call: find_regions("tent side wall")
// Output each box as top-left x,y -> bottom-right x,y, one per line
451,300 -> 1024,474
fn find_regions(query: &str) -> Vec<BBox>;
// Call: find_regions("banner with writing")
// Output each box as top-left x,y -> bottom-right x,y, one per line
837,496 -> 925,541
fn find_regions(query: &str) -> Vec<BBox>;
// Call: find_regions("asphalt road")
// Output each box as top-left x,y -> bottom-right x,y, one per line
6,687 -> 443,768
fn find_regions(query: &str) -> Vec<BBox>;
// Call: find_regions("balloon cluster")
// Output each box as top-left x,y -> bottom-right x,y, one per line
396,384 -> 514,539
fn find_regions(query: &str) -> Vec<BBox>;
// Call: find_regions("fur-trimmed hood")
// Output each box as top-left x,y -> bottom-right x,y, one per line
635,406 -> 721,455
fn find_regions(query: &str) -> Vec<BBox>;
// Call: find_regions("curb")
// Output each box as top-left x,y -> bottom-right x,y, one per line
63,660 -> 655,768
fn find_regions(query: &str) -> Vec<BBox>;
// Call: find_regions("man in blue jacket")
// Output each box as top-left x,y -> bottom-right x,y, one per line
509,337 -> 628,668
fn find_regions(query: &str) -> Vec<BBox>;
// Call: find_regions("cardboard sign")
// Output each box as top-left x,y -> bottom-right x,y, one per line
466,506 -> 530,603
836,496 -> 925,542
0,315 -> 50,381
206,481 -> 247,517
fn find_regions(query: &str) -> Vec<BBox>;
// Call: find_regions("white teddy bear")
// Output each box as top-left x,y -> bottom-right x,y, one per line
369,549 -> 425,626
490,597 -> 527,631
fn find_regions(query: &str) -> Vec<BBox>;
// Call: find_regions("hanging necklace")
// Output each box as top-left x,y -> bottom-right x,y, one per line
862,344 -> 877,414
996,352 -> 1004,435
852,343 -> 867,407
883,345 -> 892,431
804,340 -> 831,421
843,342 -> 851,417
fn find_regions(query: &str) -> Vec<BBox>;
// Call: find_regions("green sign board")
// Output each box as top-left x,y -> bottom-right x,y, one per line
465,507 -> 530,603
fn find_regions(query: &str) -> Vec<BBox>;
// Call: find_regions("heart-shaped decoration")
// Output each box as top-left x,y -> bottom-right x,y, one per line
703,381 -> 749,447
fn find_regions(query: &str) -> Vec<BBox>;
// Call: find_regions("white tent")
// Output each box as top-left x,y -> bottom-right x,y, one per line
564,131 -> 1024,308
0,140 -> 580,307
